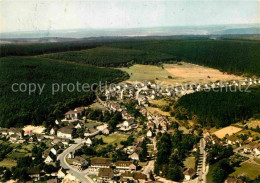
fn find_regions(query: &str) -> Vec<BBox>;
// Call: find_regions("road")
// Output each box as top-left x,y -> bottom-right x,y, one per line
57,128 -> 105,183
197,138 -> 207,183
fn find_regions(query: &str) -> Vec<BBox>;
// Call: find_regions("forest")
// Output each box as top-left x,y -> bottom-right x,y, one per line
173,86 -> 260,128
0,57 -> 127,127
2,37 -> 260,76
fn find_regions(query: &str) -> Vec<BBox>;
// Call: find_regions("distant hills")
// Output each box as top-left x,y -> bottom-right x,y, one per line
0,23 -> 259,40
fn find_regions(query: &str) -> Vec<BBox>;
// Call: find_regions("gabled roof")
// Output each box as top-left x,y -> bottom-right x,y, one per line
91,158 -> 111,166
98,168 -> 113,178
183,168 -> 195,176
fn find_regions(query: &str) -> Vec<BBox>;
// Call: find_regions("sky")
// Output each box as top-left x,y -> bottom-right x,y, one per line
0,0 -> 259,33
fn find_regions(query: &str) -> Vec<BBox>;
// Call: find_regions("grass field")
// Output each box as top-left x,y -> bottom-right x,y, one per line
120,63 -> 243,85
88,102 -> 106,111
85,122 -> 100,130
229,162 -> 260,180
148,99 -> 170,107
120,64 -> 172,83
184,156 -> 196,169
164,62 -> 242,84
146,106 -> 170,116
96,133 -> 129,145
0,159 -> 17,168
254,158 -> 260,164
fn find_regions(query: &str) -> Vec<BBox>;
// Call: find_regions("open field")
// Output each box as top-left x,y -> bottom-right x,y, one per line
120,64 -> 172,83
213,126 -> 242,139
0,159 -> 17,169
88,102 -> 106,111
230,162 -> 260,180
206,163 -> 218,183
148,99 -> 170,107
120,63 -> 243,85
97,133 -> 129,145
146,107 -> 170,116
164,62 -> 243,84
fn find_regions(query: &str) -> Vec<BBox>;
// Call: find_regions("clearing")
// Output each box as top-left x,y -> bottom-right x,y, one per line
120,62 -> 243,85
96,133 -> 129,145
213,126 -> 242,139
184,156 -> 196,169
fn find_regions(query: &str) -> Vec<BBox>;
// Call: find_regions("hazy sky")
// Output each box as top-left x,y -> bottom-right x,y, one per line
0,0 -> 259,32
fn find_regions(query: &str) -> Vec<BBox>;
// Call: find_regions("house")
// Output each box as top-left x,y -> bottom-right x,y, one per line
226,136 -> 241,146
24,129 -> 33,136
146,130 -> 153,137
123,119 -> 134,128
75,122 -> 84,129
73,156 -> 87,168
98,168 -> 114,181
65,107 -> 84,120
90,158 -> 111,169
44,155 -> 54,163
57,125 -> 74,139
9,134 -> 19,143
225,177 -> 244,183
85,138 -> 92,146
129,152 -> 139,161
102,128 -> 110,135
27,166 -> 40,181
183,168 -> 195,180
50,128 -> 56,135
50,148 -> 57,156
57,168 -> 67,178
36,134 -> 44,142
147,122 -> 155,130
120,172 -> 147,182
115,161 -> 136,171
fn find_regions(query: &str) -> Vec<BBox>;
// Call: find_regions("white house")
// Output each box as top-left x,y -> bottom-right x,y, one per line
44,156 -> 54,163
85,138 -> 92,146
129,152 -> 139,161
183,168 -> 195,180
57,125 -> 74,140
57,168 -> 66,179
146,130 -> 153,137
50,148 -> 57,156
50,128 -> 55,135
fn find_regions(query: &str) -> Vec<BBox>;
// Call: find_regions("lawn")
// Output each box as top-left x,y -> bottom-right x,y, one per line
0,159 -> 17,168
184,156 -> 196,169
119,64 -> 172,83
96,133 -> 129,145
148,99 -> 170,107
66,158 -> 73,165
229,162 -> 260,180
89,102 -> 106,111
254,158 -> 260,164
85,122 -> 100,129
146,107 -> 170,116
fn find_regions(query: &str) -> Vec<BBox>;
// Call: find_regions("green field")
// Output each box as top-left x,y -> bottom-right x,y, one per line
184,156 -> 196,169
0,159 -> 17,169
120,64 -> 172,82
97,133 -> 129,145
229,162 -> 260,180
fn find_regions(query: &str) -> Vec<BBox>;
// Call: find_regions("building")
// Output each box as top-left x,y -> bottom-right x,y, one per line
90,158 -> 111,169
57,125 -> 74,139
73,156 -> 87,169
65,107 -> 84,120
183,168 -> 195,180
146,130 -> 153,137
98,168 -> 114,182
44,155 -> 54,163
225,177 -> 244,183
85,138 -> 92,146
50,128 -> 56,135
129,152 -> 139,161
115,161 -> 136,171
57,168 -> 67,178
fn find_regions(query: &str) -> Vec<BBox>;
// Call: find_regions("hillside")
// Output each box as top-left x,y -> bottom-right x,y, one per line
0,57 -> 127,127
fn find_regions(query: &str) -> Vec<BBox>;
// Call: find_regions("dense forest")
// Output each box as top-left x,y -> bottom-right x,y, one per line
109,39 -> 260,76
2,38 -> 260,76
0,57 -> 127,127
173,86 -> 260,128
41,46 -> 174,67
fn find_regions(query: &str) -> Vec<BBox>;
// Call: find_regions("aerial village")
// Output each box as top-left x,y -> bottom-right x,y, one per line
0,77 -> 260,183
